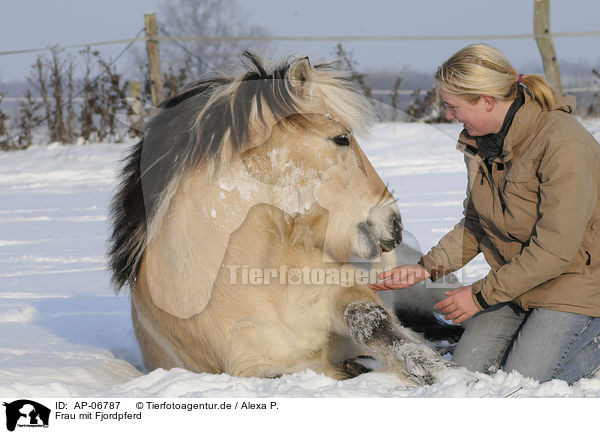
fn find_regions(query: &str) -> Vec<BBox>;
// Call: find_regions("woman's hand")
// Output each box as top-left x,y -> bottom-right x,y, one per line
434,285 -> 481,324
369,264 -> 430,291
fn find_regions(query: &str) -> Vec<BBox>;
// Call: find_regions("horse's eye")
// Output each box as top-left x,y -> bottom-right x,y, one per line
331,135 -> 350,146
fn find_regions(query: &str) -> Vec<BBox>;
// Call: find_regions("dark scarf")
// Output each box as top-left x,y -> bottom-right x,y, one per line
476,88 -> 525,162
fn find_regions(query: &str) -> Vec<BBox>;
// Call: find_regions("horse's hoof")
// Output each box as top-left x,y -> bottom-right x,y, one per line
341,355 -> 376,377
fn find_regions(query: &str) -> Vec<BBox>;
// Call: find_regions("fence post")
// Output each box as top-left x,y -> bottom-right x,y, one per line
533,0 -> 562,94
128,81 -> 145,137
144,13 -> 164,107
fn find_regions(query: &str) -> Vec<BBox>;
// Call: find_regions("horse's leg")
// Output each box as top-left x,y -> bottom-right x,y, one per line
130,260 -> 189,371
331,286 -> 449,385
131,292 -> 182,371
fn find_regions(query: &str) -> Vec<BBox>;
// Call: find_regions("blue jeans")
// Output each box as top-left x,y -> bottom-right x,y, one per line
451,303 -> 600,384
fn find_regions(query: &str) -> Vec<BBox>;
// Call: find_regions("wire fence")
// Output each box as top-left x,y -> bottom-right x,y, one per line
1,28 -> 600,97
4,85 -> 599,103
2,29 -> 600,57
2,28 -> 600,99
1,27 -> 600,147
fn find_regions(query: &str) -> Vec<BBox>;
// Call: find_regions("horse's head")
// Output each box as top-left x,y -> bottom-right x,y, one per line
241,57 -> 402,261
109,51 -> 404,318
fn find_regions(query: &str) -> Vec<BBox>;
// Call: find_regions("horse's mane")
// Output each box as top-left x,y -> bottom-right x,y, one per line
108,51 -> 375,292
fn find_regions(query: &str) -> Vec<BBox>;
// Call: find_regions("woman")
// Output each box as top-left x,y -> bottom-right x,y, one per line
370,44 -> 600,384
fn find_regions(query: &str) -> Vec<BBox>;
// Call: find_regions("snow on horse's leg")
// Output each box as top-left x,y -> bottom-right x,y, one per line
344,301 -> 449,385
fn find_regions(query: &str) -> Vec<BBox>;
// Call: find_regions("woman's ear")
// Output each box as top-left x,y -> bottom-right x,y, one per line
481,95 -> 495,112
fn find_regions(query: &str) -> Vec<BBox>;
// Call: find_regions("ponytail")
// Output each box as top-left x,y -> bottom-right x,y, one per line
519,74 -> 557,110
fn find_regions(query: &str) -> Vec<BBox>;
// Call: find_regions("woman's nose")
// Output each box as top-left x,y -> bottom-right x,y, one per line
445,108 -> 454,120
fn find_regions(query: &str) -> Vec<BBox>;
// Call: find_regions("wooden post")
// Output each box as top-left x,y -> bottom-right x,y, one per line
533,0 -> 562,94
144,13 -> 164,107
128,81 -> 144,136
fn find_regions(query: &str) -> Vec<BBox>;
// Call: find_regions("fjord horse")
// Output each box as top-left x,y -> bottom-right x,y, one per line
109,52 -> 447,384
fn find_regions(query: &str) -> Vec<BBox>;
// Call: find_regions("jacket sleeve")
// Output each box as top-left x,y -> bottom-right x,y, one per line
472,136 -> 598,307
420,178 -> 486,282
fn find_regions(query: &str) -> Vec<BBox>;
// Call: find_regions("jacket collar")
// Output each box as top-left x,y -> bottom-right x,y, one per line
456,90 -> 576,163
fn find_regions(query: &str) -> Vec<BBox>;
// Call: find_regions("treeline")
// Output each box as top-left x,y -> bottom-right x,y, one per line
0,47 -> 135,150
0,44 -> 448,151
1,43 -> 600,151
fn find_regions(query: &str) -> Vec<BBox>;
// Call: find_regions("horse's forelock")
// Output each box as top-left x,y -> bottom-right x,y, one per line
192,53 -> 373,168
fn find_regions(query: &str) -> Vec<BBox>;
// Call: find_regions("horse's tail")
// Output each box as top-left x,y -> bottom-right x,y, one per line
108,138 -> 147,293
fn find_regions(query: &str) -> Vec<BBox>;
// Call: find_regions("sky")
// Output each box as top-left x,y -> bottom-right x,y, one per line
1,0 -> 600,84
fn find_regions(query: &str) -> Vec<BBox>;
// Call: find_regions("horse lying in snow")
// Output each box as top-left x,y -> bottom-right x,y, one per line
108,52 -> 449,385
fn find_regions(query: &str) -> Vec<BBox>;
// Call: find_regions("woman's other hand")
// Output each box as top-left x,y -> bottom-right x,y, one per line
434,285 -> 482,324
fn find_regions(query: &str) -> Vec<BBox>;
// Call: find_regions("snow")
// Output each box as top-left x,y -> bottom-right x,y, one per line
2,120 -> 600,399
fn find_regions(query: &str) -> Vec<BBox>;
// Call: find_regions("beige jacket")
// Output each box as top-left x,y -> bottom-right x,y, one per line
420,92 -> 600,316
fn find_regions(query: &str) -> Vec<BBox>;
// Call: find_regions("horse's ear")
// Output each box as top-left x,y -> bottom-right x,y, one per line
288,57 -> 317,97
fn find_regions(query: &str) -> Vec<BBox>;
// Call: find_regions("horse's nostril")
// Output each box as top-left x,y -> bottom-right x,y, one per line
379,218 -> 402,252
356,222 -> 382,259
394,218 -> 403,233
392,214 -> 403,238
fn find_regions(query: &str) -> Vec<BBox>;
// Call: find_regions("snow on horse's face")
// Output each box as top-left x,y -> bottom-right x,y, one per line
241,111 -> 402,261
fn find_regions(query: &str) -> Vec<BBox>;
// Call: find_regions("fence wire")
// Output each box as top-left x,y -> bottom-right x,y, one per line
2,30 -> 600,57
2,28 -> 600,145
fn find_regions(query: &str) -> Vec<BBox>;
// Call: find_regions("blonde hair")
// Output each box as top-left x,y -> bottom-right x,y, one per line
435,44 -> 557,110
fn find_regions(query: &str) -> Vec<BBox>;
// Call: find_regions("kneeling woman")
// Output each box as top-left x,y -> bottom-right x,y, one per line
371,44 -> 600,384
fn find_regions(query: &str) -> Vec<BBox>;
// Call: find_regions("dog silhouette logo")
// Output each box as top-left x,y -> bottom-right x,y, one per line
3,400 -> 50,431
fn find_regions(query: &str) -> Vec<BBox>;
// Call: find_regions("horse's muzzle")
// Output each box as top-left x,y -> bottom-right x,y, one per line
356,210 -> 403,259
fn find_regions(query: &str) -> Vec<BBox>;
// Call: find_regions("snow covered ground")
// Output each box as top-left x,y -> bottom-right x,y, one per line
2,120 -> 600,399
